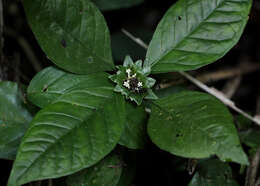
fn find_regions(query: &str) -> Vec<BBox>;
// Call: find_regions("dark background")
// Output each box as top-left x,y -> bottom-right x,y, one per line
1,0 -> 260,185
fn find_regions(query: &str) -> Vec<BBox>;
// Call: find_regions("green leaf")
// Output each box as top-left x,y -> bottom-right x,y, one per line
23,0 -> 114,74
0,82 -> 32,160
27,67 -> 112,108
92,0 -> 144,11
119,103 -> 147,149
240,130 -> 260,156
145,0 -> 252,73
240,130 -> 260,149
155,86 -> 186,98
67,152 -> 123,186
7,79 -> 126,186
188,159 -> 239,186
116,165 -> 135,186
148,91 -> 248,165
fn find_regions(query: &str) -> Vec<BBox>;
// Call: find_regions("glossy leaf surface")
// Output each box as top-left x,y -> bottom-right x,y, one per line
119,103 -> 147,149
27,67 -> 112,108
189,159 -> 239,186
146,0 -> 252,73
148,91 -> 248,164
67,152 -> 123,186
8,75 -> 126,186
0,82 -> 32,160
23,0 -> 114,74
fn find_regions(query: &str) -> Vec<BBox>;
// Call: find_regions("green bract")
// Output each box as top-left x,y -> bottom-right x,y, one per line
109,56 -> 157,105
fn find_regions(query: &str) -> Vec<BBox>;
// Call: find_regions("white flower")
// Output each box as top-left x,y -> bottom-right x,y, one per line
132,73 -> 136,78
137,81 -> 143,87
123,80 -> 130,89
126,69 -> 131,78
126,69 -> 131,74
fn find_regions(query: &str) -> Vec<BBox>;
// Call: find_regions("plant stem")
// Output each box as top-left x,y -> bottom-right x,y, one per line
160,62 -> 260,88
179,71 -> 260,126
255,177 -> 260,186
222,76 -> 241,98
245,146 -> 260,186
121,29 -> 148,49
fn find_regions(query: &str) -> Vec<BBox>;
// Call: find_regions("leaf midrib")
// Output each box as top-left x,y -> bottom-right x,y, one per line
14,92 -> 114,184
150,0 -> 243,66
32,0 -> 114,68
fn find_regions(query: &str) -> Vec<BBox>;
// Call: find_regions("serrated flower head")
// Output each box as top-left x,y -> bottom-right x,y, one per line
109,56 -> 157,105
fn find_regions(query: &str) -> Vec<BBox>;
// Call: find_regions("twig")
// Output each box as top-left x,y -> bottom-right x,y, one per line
255,177 -> 260,186
245,146 -> 260,186
160,62 -> 260,89
4,27 -> 42,72
179,71 -> 260,126
222,76 -> 241,99
121,28 -> 260,127
250,95 -> 260,186
121,29 -> 148,49
197,62 -> 260,83
246,167 -> 251,186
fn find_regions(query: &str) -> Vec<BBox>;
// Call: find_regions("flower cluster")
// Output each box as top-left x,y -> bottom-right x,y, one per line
109,56 -> 157,105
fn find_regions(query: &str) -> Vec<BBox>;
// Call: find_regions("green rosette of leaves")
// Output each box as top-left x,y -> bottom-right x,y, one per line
109,56 -> 157,105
